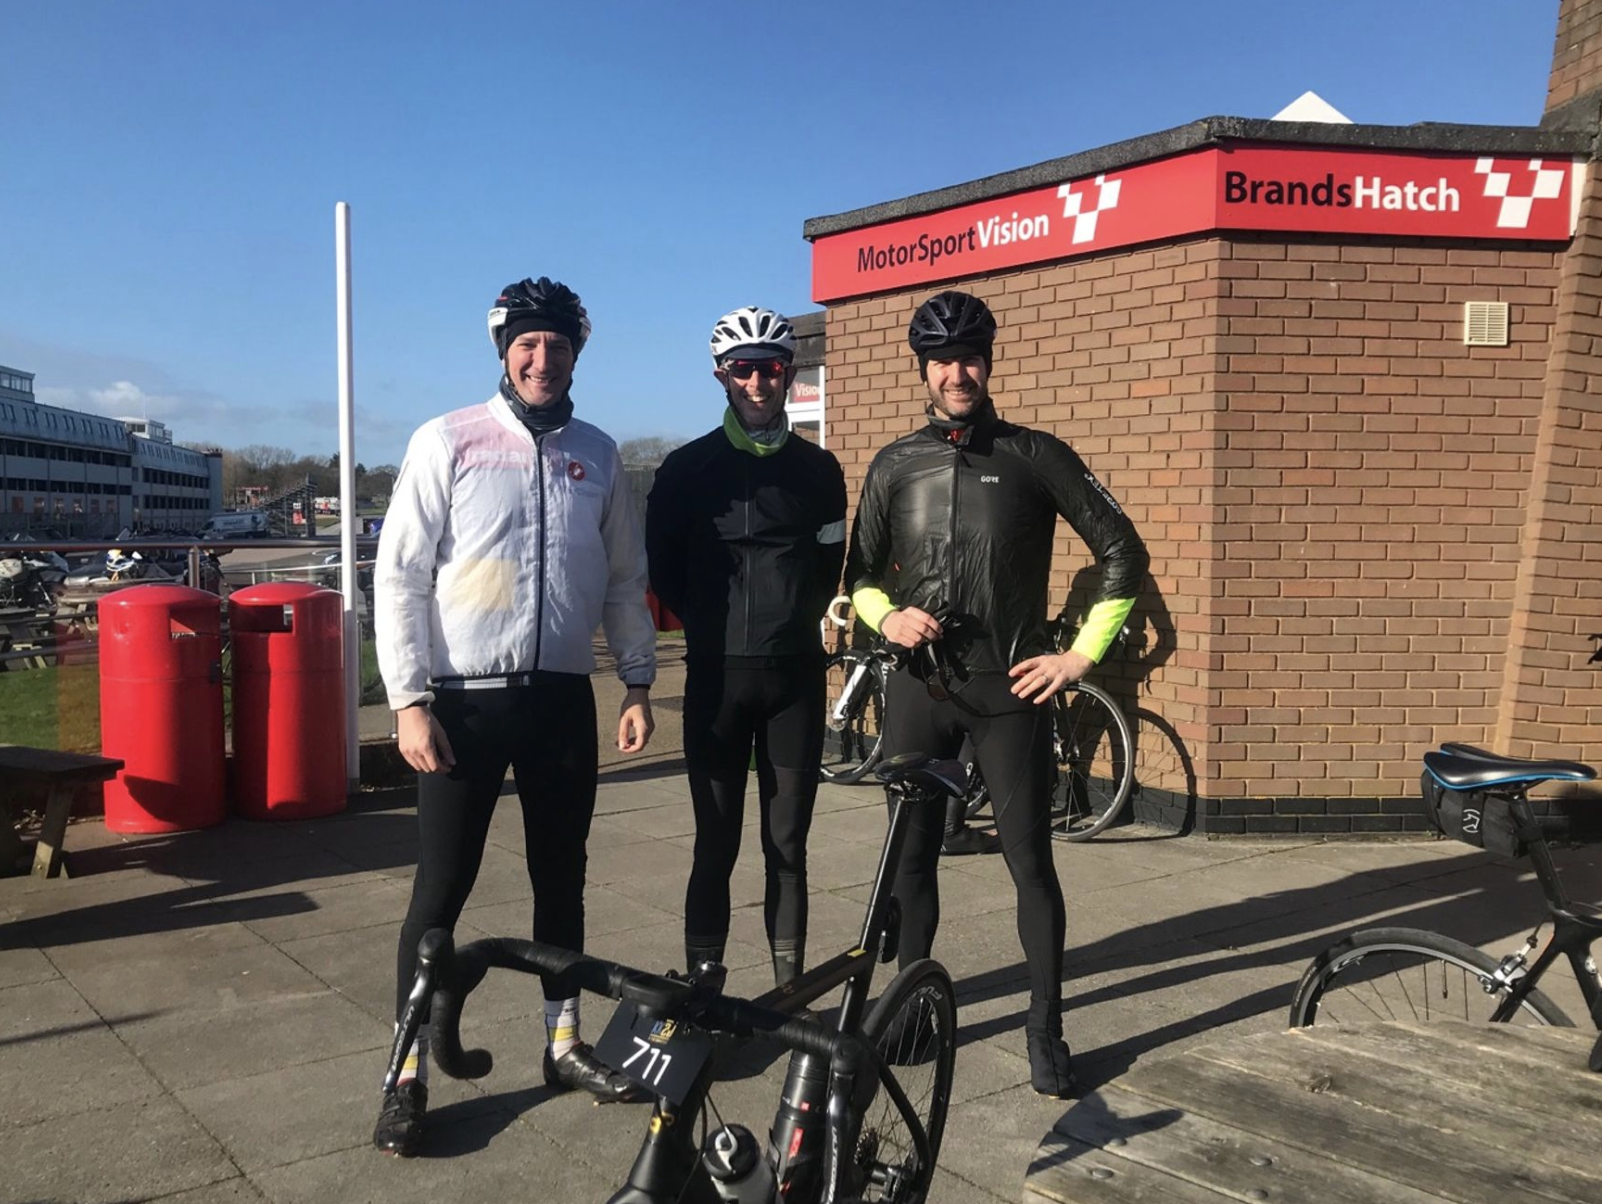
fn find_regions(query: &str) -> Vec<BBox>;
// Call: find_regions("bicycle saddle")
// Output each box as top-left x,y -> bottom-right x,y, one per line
1424,747 -> 1597,791
875,752 -> 968,797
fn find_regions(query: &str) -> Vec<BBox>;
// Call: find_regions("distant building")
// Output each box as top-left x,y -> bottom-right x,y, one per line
0,364 -> 222,537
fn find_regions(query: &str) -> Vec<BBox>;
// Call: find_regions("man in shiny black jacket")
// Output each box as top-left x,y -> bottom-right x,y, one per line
845,289 -> 1148,1097
648,306 -> 847,987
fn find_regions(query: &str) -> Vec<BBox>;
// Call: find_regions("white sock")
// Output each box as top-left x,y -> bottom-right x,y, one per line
393,1022 -> 428,1089
545,997 -> 581,1060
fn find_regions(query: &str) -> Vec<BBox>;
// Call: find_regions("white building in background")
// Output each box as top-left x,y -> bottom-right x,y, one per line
0,364 -> 222,537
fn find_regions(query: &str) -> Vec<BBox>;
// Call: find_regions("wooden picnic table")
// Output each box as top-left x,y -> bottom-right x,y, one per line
0,745 -> 124,878
1025,1020 -> 1602,1204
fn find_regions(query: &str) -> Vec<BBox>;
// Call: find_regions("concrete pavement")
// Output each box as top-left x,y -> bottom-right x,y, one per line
5,680 -> 1601,1203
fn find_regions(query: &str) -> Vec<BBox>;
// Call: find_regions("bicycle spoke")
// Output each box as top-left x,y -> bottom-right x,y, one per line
1295,935 -> 1568,1029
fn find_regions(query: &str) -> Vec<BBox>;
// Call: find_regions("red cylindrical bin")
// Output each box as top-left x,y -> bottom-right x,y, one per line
229,582 -> 347,820
99,584 -> 227,833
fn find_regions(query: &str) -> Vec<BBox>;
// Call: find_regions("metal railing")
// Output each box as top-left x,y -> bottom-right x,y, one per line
1,537 -> 385,756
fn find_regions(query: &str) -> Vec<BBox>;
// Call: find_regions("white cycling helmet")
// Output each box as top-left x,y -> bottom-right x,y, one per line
709,306 -> 796,366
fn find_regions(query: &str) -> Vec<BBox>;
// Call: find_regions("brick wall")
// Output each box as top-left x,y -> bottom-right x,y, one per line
1210,236 -> 1573,834
1547,0 -> 1602,118
1495,158 -> 1602,772
824,228 -> 1600,835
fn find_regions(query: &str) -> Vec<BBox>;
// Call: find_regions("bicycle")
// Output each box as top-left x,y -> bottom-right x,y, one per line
383,752 -> 965,1204
961,618 -> 1135,842
1288,743 -> 1602,1062
821,625 -> 898,785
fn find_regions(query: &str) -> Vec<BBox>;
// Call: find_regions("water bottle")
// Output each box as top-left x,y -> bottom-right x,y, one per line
768,1051 -> 829,1196
701,1123 -> 775,1203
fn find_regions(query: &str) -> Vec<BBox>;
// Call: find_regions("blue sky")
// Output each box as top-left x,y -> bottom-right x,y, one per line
0,1 -> 1560,467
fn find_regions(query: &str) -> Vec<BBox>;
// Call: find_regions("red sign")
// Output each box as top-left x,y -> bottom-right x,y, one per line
811,145 -> 1579,302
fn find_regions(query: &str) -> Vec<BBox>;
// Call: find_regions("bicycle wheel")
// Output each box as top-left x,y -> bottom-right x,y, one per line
1050,681 -> 1135,842
1288,927 -> 1573,1028
851,959 -> 957,1204
822,652 -> 886,785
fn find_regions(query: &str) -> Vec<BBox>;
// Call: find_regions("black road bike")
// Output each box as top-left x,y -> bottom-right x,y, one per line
1289,744 -> 1602,1061
823,617 -> 1135,844
383,754 -> 965,1204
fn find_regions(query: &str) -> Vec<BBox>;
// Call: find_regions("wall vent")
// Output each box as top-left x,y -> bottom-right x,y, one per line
1463,301 -> 1509,347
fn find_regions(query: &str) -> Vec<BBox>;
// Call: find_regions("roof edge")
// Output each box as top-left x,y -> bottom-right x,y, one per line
802,116 -> 1594,240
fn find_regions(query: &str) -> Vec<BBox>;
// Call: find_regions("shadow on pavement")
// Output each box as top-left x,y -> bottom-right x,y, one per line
0,788 -> 422,952
949,840 -> 1602,1081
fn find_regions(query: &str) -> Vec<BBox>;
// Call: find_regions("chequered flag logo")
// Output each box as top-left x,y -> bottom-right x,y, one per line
1058,174 -> 1122,244
1475,158 -> 1566,229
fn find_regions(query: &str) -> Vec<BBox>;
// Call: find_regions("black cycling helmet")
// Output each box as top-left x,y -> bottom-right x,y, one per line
487,277 -> 592,358
907,291 -> 997,371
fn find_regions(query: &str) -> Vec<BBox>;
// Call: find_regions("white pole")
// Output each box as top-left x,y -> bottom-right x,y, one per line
336,201 -> 359,794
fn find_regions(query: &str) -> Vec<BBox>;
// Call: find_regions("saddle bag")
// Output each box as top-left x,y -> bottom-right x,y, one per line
1419,772 -> 1527,858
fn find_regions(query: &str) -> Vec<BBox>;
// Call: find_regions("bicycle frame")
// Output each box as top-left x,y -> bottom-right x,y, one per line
613,780 -> 929,1203
1485,794 -> 1602,1043
390,773 -> 947,1204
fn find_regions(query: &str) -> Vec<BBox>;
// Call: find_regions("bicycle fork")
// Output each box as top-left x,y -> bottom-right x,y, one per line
829,661 -> 874,730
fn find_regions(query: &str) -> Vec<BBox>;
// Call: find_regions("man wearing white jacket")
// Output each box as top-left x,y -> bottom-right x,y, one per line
372,277 -> 656,1156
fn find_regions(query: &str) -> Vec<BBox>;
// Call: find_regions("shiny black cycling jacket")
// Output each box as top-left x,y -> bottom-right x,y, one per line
845,401 -> 1149,673
647,428 -> 847,661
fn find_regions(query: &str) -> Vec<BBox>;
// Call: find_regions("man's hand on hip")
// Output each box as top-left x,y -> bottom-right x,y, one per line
1008,650 -> 1093,703
396,705 -> 456,773
881,606 -> 944,649
617,687 -> 654,753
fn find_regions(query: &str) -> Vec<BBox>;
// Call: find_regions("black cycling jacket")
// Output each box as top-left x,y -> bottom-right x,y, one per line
647,422 -> 847,661
845,400 -> 1148,673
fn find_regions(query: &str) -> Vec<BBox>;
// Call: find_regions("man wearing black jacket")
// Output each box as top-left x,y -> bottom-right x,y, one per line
647,306 -> 847,987
845,290 -> 1149,1098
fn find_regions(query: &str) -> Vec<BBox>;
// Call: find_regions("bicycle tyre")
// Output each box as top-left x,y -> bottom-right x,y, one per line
821,651 -> 886,785
1288,926 -> 1574,1029
1050,681 -> 1135,842
852,959 -> 957,1204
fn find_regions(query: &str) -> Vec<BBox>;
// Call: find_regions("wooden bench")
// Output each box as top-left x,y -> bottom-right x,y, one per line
1026,1020 -> 1602,1203
0,745 -> 125,879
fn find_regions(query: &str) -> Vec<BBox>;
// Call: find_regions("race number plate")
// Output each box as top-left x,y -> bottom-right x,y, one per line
594,1002 -> 714,1105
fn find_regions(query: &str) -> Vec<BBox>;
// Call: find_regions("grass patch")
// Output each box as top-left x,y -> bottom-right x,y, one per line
0,660 -> 102,752
1,634 -> 385,753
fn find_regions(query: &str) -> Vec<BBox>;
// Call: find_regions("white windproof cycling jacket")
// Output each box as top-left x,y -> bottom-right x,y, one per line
374,393 -> 656,710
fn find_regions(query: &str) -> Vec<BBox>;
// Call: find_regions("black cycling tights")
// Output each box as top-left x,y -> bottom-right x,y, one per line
882,667 -> 1066,1034
394,674 -> 598,1018
682,659 -> 825,974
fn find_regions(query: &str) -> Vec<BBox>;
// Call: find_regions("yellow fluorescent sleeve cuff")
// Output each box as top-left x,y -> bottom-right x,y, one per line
851,587 -> 896,633
1070,597 -> 1137,663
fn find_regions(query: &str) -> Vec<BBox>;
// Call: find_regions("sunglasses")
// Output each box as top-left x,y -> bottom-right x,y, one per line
725,359 -> 787,381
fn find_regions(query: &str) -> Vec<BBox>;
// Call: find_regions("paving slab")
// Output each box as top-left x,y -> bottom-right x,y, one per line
249,1120 -> 615,1204
0,943 -> 60,990
175,1047 -> 500,1174
146,1178 -> 270,1203
62,935 -> 327,1023
0,1021 -> 166,1130
937,1085 -> 1070,1204
275,923 -> 403,1022
2,1095 -> 238,1204
0,976 -> 102,1041
113,988 -> 389,1090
